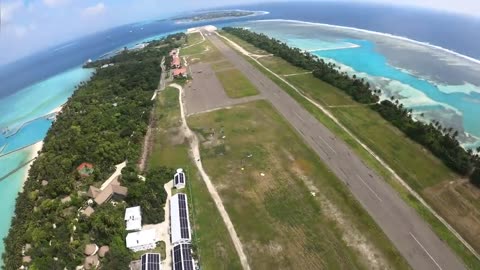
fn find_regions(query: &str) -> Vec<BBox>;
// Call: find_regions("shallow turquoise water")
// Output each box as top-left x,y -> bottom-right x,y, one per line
313,39 -> 480,140
1,118 -> 53,154
0,148 -> 31,268
0,67 -> 93,130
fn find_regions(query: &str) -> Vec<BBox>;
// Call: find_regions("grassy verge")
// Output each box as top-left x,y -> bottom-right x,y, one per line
186,32 -> 204,46
217,35 -> 480,268
188,100 -> 410,270
215,68 -> 259,98
218,30 -> 268,55
182,36 -> 223,63
148,87 -> 242,270
256,56 -> 308,75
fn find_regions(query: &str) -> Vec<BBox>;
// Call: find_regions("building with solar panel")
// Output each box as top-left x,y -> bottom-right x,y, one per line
172,243 -> 195,270
141,253 -> 162,270
170,193 -> 191,245
173,168 -> 186,189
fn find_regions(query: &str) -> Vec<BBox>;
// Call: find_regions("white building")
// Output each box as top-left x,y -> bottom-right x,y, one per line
126,229 -> 156,252
173,168 -> 186,189
125,206 -> 142,231
170,193 -> 191,245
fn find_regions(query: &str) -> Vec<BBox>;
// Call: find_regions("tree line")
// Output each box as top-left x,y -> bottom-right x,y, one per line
223,27 -> 480,185
2,33 -> 185,269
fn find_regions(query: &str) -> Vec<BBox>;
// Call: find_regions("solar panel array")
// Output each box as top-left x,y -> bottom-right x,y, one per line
179,172 -> 185,184
174,172 -> 185,185
172,244 -> 194,270
178,194 -> 190,239
141,253 -> 161,270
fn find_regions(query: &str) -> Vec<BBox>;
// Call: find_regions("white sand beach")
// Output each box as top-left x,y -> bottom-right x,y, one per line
20,141 -> 44,192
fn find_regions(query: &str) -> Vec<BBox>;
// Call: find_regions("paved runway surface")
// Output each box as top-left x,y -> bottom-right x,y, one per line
205,32 -> 466,270
185,62 -> 262,115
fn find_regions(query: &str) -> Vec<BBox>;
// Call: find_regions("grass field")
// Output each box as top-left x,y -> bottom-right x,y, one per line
216,35 -> 480,268
218,30 -> 268,55
182,34 -> 223,63
148,87 -> 242,270
257,56 -> 308,76
186,32 -> 203,46
215,68 -> 259,98
188,100 -> 410,270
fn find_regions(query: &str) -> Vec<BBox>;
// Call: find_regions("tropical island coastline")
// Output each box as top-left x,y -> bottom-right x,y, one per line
2,33 -> 187,269
172,10 -> 269,24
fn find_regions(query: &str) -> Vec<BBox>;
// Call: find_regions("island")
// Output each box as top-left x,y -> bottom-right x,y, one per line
172,10 -> 268,24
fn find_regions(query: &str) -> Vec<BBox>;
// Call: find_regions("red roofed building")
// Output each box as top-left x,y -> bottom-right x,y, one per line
77,163 -> 94,177
171,57 -> 181,68
173,68 -> 187,78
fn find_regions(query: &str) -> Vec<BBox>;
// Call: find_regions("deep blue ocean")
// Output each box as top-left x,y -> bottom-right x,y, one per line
1,2 -> 480,265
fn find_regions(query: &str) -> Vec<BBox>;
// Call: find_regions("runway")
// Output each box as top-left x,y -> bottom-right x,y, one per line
204,31 -> 466,270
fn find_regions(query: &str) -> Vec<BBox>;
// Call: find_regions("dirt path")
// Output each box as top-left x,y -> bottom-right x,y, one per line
138,57 -> 166,172
170,83 -> 251,270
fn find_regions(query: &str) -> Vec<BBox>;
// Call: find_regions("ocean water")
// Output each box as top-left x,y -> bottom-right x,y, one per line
1,2 -> 480,265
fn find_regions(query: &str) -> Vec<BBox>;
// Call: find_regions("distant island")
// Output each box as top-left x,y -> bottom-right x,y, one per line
172,10 -> 268,24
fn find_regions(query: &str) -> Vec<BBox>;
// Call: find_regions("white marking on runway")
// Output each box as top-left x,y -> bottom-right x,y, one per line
294,111 -> 304,122
357,175 -> 382,202
410,232 -> 443,270
317,135 -> 337,154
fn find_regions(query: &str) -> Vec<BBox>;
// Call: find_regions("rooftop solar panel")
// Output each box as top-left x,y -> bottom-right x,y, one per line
141,253 -> 161,270
172,243 -> 194,270
178,194 -> 190,239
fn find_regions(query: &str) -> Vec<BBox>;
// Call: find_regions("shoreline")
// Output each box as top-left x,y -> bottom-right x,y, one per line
20,141 -> 44,192
253,19 -> 480,65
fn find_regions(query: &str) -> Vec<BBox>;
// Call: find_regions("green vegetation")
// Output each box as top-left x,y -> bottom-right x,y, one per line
218,30 -> 268,55
182,36 -> 224,63
223,27 -> 480,180
122,167 -> 170,224
148,88 -> 242,269
285,73 -> 356,106
2,33 -> 186,269
218,32 -> 480,268
256,55 -> 307,75
188,100 -> 410,269
173,10 -> 255,23
215,68 -> 259,98
185,32 -> 203,46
